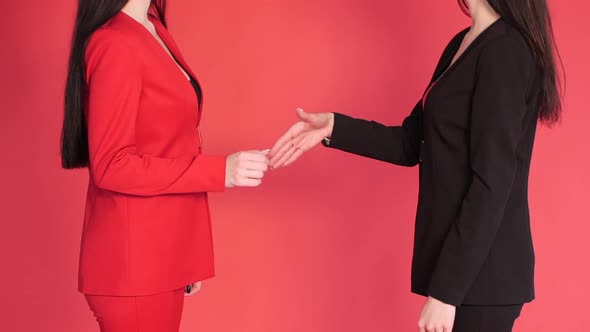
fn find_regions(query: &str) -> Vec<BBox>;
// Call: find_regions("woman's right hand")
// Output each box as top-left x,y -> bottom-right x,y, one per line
225,150 -> 270,188
269,108 -> 334,169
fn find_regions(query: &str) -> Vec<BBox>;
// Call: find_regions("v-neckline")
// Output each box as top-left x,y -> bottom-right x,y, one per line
438,18 -> 502,84
423,17 -> 503,109
118,11 -> 195,83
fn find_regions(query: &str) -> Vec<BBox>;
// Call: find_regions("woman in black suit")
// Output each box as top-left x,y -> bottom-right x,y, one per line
269,0 -> 562,331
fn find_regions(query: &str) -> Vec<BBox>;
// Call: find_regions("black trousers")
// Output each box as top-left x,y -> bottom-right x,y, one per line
453,304 -> 524,332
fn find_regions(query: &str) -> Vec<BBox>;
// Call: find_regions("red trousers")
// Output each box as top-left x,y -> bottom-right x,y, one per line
85,288 -> 185,332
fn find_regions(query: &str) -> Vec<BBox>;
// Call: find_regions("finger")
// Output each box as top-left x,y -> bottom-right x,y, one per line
271,131 -> 307,167
185,288 -> 197,297
269,123 -> 305,157
277,134 -> 307,167
269,133 -> 291,157
184,282 -> 201,297
274,145 -> 298,168
240,151 -> 270,163
241,169 -> 265,179
189,284 -> 201,296
248,149 -> 270,155
270,138 -> 295,167
242,160 -> 269,172
283,148 -> 304,167
269,142 -> 288,163
280,135 -> 307,167
296,108 -> 316,123
192,281 -> 202,292
235,177 -> 262,187
269,131 -> 297,159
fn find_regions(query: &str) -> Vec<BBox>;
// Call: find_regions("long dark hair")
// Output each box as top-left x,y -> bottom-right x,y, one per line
458,0 -> 564,126
61,0 -> 167,169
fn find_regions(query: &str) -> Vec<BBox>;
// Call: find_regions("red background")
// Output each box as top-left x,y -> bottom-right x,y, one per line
1,0 -> 588,331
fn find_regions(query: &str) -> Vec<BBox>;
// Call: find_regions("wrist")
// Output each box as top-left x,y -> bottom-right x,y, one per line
325,112 -> 335,138
428,296 -> 455,308
321,113 -> 335,147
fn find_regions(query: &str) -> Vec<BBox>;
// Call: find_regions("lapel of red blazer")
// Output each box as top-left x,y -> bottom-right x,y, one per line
149,16 -> 205,125
151,19 -> 197,82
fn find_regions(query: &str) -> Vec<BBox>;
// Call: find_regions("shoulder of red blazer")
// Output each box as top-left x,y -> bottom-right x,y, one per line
84,17 -> 143,82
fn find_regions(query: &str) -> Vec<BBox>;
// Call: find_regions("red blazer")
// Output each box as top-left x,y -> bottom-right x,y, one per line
79,11 -> 226,296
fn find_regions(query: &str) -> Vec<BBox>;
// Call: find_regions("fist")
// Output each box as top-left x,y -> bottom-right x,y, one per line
226,150 -> 269,188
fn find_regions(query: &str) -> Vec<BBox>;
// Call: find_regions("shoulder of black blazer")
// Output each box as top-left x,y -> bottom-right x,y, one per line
323,19 -> 535,168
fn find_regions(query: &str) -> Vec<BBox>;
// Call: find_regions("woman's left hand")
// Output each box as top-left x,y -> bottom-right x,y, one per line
184,281 -> 202,297
418,296 -> 456,332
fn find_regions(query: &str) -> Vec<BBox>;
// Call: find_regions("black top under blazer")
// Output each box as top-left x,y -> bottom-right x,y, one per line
324,19 -> 539,306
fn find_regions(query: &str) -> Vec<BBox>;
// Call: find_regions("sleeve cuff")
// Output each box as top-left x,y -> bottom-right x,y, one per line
185,154 -> 227,193
323,112 -> 355,150
427,283 -> 464,307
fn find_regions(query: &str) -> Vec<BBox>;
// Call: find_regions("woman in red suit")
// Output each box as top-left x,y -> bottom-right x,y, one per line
60,0 -> 269,331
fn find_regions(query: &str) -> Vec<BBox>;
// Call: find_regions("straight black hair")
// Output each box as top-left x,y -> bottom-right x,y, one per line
458,0 -> 564,126
61,0 -> 167,169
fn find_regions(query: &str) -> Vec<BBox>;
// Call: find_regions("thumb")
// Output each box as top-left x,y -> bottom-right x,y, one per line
296,108 -> 316,123
248,149 -> 270,155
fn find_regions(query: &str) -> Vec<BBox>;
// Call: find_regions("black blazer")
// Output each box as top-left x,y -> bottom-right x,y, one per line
324,19 -> 539,306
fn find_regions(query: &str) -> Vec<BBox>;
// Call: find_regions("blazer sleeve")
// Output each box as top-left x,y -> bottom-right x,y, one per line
323,102 -> 423,167
321,29 -> 469,167
85,30 -> 226,196
427,36 -> 532,306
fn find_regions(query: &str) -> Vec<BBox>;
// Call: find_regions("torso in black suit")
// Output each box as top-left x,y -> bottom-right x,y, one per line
324,18 -> 539,306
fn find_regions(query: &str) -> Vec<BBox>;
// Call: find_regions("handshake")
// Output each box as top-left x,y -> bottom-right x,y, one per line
224,108 -> 335,188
